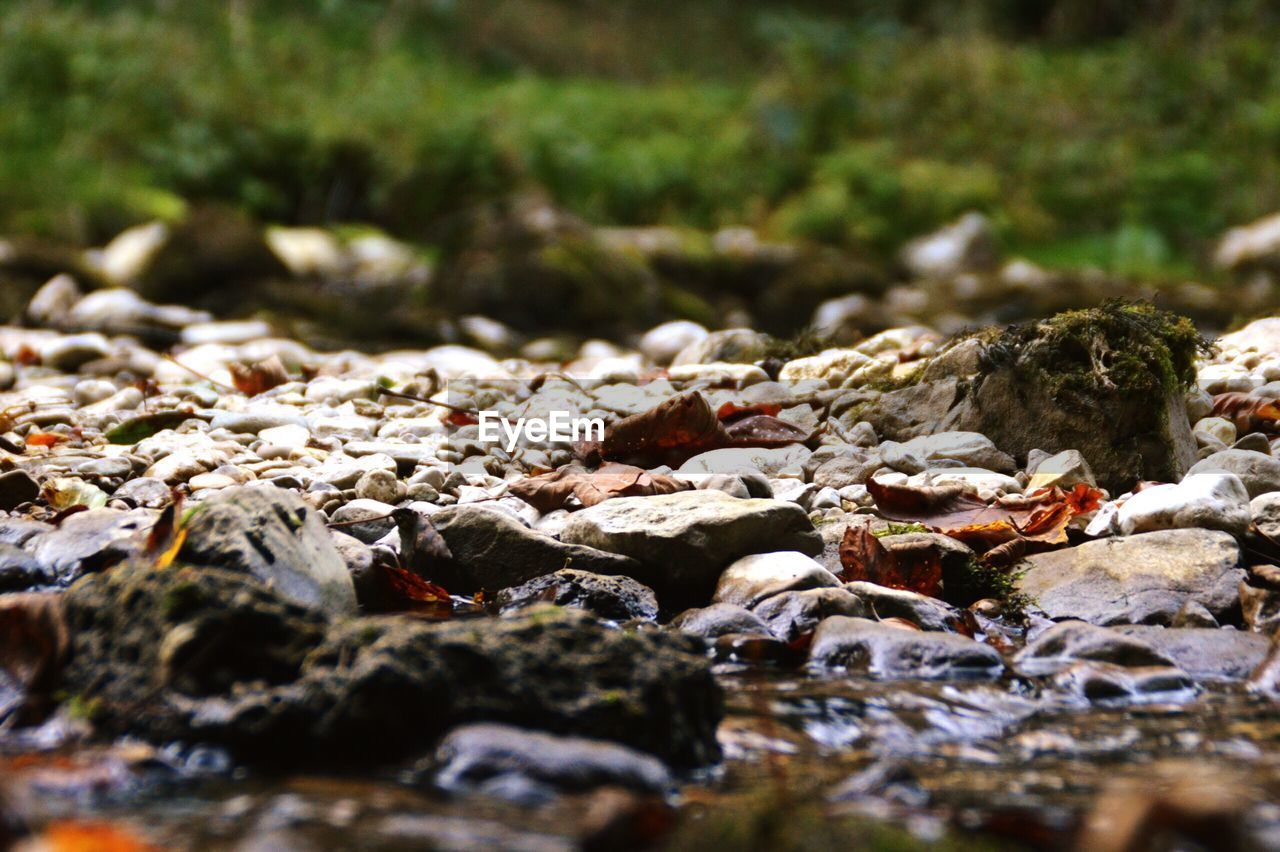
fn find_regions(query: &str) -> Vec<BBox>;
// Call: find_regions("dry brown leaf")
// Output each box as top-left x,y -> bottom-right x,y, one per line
838,525 -> 942,596
229,354 -> 289,397
508,462 -> 693,513
1212,391 -> 1280,434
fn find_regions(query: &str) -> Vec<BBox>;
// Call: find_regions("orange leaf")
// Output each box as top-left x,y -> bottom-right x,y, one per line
228,354 -> 289,397
41,820 -> 156,852
25,431 -> 65,448
838,525 -> 942,596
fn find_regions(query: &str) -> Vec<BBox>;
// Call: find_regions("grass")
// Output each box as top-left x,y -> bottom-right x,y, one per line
3,1 -> 1280,283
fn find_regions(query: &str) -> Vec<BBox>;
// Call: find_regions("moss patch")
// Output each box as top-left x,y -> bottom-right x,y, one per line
974,301 -> 1211,414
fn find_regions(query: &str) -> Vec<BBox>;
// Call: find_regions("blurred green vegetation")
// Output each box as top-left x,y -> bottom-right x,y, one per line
4,0 -> 1280,279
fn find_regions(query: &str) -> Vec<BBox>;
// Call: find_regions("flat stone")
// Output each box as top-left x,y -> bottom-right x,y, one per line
1114,626 -> 1272,681
669,603 -> 772,639
495,569 -> 659,622
712,551 -> 840,609
752,587 -> 868,642
1014,621 -> 1176,676
1050,662 -> 1195,704
808,616 -> 1003,679
328,498 -> 397,544
1187,449 -> 1280,499
842,581 -> 964,632
560,490 -> 823,607
1017,530 -> 1245,626
899,431 -> 1016,474
1116,472 -> 1251,536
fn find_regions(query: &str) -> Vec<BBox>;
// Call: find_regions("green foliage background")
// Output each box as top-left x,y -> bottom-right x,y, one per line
4,0 -> 1280,278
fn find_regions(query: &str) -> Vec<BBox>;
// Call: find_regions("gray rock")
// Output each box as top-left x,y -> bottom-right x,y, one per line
848,378 -> 965,442
429,505 -> 642,596
495,569 -> 659,622
900,212 -> 998,279
29,508 -> 154,585
899,431 -> 1016,473
0,470 -> 39,511
1013,621 -> 1176,675
712,551 -> 840,609
0,543 -> 55,592
1027,449 -> 1097,491
669,603 -> 772,639
1186,449 -> 1280,498
809,616 -> 1003,679
328,498 -> 397,543
1016,530 -> 1245,626
560,490 -> 822,606
39,332 -> 111,372
111,476 -> 173,509
430,723 -> 671,802
1050,662 -> 1195,703
0,518 -> 53,547
639,320 -> 708,366
179,484 -> 357,617
1115,626 -> 1272,681
671,328 -> 772,366
812,453 -> 880,489
64,567 -> 722,768
842,581 -> 964,632
209,409 -> 308,435
752,587 -> 868,642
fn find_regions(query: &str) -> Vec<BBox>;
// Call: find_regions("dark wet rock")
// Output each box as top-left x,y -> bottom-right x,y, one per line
1241,580 -> 1280,636
429,505 -> 641,596
671,328 -> 773,366
752,587 -> 868,642
0,543 -> 55,592
1016,530 -> 1244,626
713,633 -> 797,664
28,509 -> 154,585
1051,662 -> 1195,703
560,491 -> 822,607
1114,626 -> 1272,681
427,723 -> 671,804
711,551 -> 840,609
1013,621 -> 1176,676
0,518 -> 53,548
495,569 -> 659,622
64,566 -> 721,767
0,470 -> 39,511
842,581 -> 963,632
327,498 -> 397,544
1186,449 -> 1280,498
669,603 -> 772,639
808,616 -> 1003,679
178,484 -> 357,616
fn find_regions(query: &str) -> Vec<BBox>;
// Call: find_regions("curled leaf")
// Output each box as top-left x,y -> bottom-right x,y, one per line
838,524 -> 942,597
42,477 -> 109,511
508,462 -> 693,513
229,354 -> 289,397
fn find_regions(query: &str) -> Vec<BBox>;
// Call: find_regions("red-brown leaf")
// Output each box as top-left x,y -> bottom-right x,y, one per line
508,462 -> 693,513
229,354 -> 289,397
838,525 -> 942,596
722,414 -> 812,448
715,401 -> 782,422
1212,392 -> 1280,434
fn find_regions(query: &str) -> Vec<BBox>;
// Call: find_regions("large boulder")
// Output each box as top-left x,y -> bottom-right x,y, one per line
428,505 -> 642,596
178,484 -> 357,617
1016,530 -> 1244,626
559,491 -> 823,606
62,565 -> 723,768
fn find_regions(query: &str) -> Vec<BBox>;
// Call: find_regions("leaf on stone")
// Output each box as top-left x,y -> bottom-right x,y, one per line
42,477 -> 109,511
0,593 -> 70,722
378,561 -> 452,616
1212,392 -> 1280,434
229,354 -> 289,397
508,462 -> 693,512
722,414 -> 813,448
838,524 -> 942,596
105,410 -> 193,445
25,431 -> 66,448
144,492 -> 187,570
715,401 -> 782,422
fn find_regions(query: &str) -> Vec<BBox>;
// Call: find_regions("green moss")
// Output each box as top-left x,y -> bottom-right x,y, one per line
872,522 -> 929,537
945,556 -> 1033,624
975,301 -> 1212,414
761,326 -> 833,363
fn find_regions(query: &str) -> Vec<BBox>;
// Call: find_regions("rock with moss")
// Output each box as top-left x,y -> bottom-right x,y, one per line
60,564 -> 722,769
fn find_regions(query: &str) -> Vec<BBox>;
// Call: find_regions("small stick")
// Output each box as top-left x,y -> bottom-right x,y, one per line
161,353 -> 237,393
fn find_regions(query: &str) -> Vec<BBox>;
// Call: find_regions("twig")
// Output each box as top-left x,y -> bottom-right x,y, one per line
377,387 -> 481,417
161,353 -> 237,393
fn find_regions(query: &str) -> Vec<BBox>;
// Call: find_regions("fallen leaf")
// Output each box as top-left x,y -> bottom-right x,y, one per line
1212,392 -> 1280,434
838,525 -> 942,596
104,410 -> 194,445
377,561 -> 452,616
42,477 -> 109,511
229,354 -> 289,397
722,414 -> 812,447
144,492 -> 187,570
508,462 -> 693,512
715,401 -> 782,422
25,431 -> 66,448
39,820 -> 156,852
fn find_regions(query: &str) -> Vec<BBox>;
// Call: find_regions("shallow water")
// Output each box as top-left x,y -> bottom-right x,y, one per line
5,664 -> 1280,850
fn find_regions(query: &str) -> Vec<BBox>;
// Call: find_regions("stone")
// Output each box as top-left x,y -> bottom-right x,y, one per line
1114,626 -> 1272,681
25,273 -> 80,326
429,505 -> 642,596
495,569 -> 659,622
900,212 -> 999,279
1016,530 -> 1245,626
28,509 -> 154,586
355,469 -> 406,504
63,569 -> 722,768
711,551 -> 840,609
1214,211 -> 1280,271
1192,417 -> 1237,447
842,581 -> 964,631
677,445 -> 811,478
328,498 -> 397,543
671,328 -> 772,366
777,349 -> 873,385
0,543 -> 55,592
1186,449 -> 1280,498
1050,662 -> 1194,703
751,587 -> 868,642
808,616 -> 1003,680
1116,473 -> 1249,536
898,431 -> 1015,473
1026,449 -> 1097,491
1241,580 -> 1280,636
560,491 -> 823,606
430,724 -> 672,802
811,452 -> 880,489
669,603 -> 772,639
1013,621 -> 1177,676
639,321 -> 708,366
178,484 -> 357,617
38,332 -> 111,372
0,470 -> 39,511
